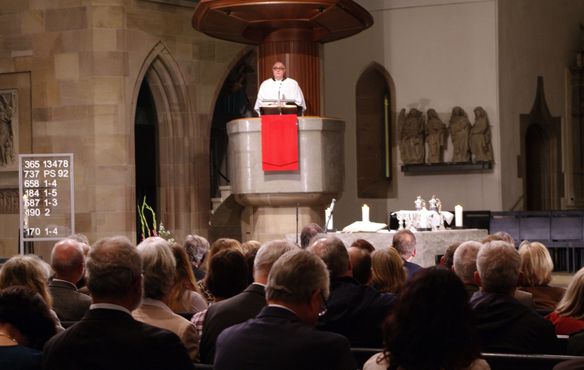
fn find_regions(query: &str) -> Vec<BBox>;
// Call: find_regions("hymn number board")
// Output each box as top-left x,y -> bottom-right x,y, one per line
18,154 -> 75,254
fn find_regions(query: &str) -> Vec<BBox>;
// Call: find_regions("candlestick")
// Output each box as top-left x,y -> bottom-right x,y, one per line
455,205 -> 463,227
325,208 -> 333,231
420,207 -> 428,229
362,204 -> 370,223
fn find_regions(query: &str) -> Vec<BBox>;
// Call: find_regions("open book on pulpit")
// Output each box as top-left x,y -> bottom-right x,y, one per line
259,100 -> 302,116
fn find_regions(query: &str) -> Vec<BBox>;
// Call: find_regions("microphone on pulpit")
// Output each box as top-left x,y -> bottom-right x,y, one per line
325,198 -> 336,233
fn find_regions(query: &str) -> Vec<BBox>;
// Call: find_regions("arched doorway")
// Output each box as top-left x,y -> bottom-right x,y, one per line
132,43 -> 205,241
210,51 -> 257,199
355,63 -> 396,198
520,77 -> 561,211
134,81 -> 158,241
525,125 -> 551,210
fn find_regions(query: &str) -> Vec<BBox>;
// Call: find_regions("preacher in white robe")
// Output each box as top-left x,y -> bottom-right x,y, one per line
254,77 -> 306,115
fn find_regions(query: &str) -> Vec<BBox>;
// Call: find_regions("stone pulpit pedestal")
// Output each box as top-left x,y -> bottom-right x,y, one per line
227,117 -> 344,241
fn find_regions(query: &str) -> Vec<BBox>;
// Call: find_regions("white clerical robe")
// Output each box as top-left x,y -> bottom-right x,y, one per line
254,77 -> 306,114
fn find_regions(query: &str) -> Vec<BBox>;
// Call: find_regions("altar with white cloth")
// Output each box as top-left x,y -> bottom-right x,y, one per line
314,229 -> 488,268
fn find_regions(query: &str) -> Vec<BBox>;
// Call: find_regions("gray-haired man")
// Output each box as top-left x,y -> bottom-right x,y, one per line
214,249 -> 355,370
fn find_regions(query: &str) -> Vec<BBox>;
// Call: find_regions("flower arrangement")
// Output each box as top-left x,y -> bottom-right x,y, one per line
137,196 -> 175,243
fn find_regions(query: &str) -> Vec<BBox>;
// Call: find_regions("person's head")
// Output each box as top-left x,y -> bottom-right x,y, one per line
183,234 -> 210,269
0,255 -> 53,308
170,242 -> 198,286
167,243 -> 201,311
266,249 -> 329,325
440,243 -> 459,269
452,106 -> 467,118
67,233 -> 91,256
242,240 -> 262,285
136,237 -> 176,301
347,247 -> 371,285
453,241 -> 482,284
392,230 -> 416,260
482,231 -> 515,246
350,239 -> 375,254
300,223 -> 323,249
205,249 -> 248,300
208,238 -> 242,263
0,286 -> 57,350
307,236 -> 349,278
474,106 -> 487,119
370,247 -> 406,293
383,267 -> 480,370
518,241 -> 553,287
50,238 -> 85,284
475,240 -> 520,295
86,236 -> 143,310
427,108 -> 439,120
271,61 -> 286,81
555,267 -> 584,320
253,239 -> 297,284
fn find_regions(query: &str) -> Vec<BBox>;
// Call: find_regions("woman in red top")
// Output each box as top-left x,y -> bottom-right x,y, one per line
547,267 -> 584,335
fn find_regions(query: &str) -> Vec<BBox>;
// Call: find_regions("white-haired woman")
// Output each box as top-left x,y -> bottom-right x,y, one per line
132,237 -> 199,361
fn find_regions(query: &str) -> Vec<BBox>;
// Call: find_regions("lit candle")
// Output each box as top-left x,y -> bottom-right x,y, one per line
362,204 -> 370,223
325,208 -> 333,230
455,205 -> 463,227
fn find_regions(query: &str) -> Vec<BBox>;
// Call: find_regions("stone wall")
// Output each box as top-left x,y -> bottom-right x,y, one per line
0,0 -> 245,257
324,0 -> 500,228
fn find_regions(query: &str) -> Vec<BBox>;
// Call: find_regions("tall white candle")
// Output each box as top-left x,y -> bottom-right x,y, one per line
420,207 -> 428,229
362,204 -> 370,223
325,208 -> 333,230
455,205 -> 463,227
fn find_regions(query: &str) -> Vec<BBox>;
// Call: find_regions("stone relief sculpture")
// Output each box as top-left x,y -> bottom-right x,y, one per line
0,92 -> 15,168
448,106 -> 471,162
470,106 -> 493,162
425,109 -> 447,163
398,108 -> 425,164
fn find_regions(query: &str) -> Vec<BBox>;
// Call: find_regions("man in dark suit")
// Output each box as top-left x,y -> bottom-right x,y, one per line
199,239 -> 296,363
470,240 -> 559,354
214,250 -> 355,370
42,236 -> 193,370
49,239 -> 92,321
308,236 -> 395,348
392,230 -> 422,278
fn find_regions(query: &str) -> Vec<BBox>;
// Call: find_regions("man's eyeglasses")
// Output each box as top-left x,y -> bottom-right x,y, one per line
272,67 -> 286,70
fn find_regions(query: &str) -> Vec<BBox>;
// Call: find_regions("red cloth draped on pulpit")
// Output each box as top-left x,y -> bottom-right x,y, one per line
261,114 -> 299,171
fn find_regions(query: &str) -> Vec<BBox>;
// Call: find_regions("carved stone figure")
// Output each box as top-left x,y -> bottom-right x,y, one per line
448,106 -> 471,162
398,108 -> 425,164
470,106 -> 494,162
0,93 -> 15,167
425,109 -> 446,163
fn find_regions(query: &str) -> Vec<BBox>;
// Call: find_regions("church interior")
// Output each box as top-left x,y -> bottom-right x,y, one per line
0,0 -> 583,261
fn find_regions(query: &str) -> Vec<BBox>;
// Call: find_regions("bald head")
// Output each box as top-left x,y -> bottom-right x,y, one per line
307,236 -> 350,278
392,230 -> 416,259
51,239 -> 85,283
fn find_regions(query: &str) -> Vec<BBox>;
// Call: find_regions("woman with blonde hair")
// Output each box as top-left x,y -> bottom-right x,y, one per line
547,267 -> 584,335
518,241 -> 565,310
168,243 -> 208,314
0,255 -> 63,331
370,248 -> 407,294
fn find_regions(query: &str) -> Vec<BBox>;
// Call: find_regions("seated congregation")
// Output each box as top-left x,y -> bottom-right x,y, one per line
1,226 -> 584,370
